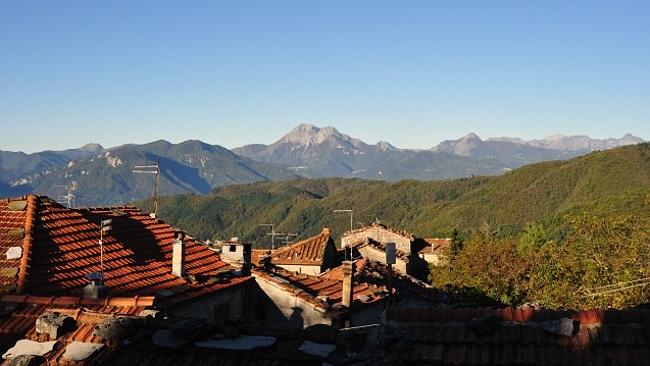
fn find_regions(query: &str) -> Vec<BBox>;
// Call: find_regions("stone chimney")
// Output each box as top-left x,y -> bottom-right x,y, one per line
341,261 -> 355,308
172,232 -> 185,277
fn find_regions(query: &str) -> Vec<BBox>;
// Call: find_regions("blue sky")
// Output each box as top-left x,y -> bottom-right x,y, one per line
1,1 -> 649,152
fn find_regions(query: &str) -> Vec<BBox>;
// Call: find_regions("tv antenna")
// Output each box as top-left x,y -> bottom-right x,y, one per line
279,232 -> 299,246
99,218 -> 112,275
259,224 -> 276,250
133,158 -> 160,217
333,209 -> 354,260
54,182 -> 78,208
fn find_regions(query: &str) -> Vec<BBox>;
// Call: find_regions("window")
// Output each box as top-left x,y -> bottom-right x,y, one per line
229,245 -> 236,252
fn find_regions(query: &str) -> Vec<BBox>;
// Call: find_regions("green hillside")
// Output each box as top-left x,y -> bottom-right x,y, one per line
143,143 -> 650,245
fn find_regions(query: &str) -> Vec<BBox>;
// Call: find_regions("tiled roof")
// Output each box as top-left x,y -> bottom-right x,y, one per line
342,222 -> 415,241
0,294 -> 332,366
379,306 -> 650,365
251,249 -> 272,266
270,228 -> 333,265
253,259 -> 389,312
0,294 -> 154,364
419,238 -> 453,254
0,195 -> 253,306
0,196 -> 34,294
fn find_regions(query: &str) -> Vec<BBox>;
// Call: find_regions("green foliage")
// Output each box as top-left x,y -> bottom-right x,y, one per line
143,144 -> 650,246
433,211 -> 650,310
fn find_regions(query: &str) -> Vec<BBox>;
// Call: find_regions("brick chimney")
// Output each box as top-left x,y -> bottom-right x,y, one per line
341,261 -> 354,308
172,232 -> 185,277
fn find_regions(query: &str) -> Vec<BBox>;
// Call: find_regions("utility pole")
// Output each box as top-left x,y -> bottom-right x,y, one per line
133,158 -> 160,217
333,209 -> 353,260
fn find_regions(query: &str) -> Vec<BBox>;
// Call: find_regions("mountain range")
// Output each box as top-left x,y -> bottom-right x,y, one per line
146,142 -> 650,243
0,124 -> 644,205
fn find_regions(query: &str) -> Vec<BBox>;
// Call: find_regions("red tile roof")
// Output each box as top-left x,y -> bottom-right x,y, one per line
0,295 -> 328,366
0,195 -> 253,306
381,305 -> 650,365
0,294 -> 154,364
0,196 -> 34,294
342,222 -> 415,241
419,238 -> 452,254
269,228 -> 333,266
254,259 -> 393,313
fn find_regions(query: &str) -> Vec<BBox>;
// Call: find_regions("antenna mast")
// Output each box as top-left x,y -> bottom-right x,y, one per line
99,219 -> 112,275
333,209 -> 354,260
133,158 -> 160,217
54,182 -> 77,208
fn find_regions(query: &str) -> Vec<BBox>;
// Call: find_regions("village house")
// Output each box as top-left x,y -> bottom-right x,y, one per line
252,256 -> 439,330
0,195 -> 255,326
216,238 -> 252,270
418,237 -> 453,265
341,222 -> 433,281
260,228 -> 341,275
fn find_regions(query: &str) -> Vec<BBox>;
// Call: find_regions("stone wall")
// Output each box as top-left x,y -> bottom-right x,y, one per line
342,227 -> 412,254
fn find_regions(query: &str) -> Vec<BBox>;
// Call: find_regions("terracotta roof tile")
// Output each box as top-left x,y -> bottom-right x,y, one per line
0,195 -> 253,306
270,228 -> 333,265
342,222 -> 415,241
0,196 -> 34,295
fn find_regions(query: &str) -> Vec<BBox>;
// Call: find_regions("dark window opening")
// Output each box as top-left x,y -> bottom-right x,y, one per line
229,245 -> 236,252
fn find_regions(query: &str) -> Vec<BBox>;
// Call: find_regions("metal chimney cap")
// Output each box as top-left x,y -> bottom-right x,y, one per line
86,272 -> 104,281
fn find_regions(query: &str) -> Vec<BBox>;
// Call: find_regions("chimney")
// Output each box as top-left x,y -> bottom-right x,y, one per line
172,232 -> 185,277
341,261 -> 355,308
83,272 -> 108,299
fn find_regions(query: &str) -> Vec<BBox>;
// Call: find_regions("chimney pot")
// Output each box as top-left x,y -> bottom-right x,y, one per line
83,272 -> 108,299
172,235 -> 185,277
341,261 -> 354,308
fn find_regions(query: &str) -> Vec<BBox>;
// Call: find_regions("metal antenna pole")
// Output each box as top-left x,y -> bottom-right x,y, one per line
259,224 -> 276,250
133,160 -> 160,217
99,219 -> 112,276
333,209 -> 354,260
99,224 -> 103,273
154,157 -> 160,217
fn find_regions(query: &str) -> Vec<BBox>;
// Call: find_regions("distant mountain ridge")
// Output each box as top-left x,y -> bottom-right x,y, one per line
487,133 -> 643,151
235,124 -> 644,177
0,140 -> 296,206
0,124 -> 644,205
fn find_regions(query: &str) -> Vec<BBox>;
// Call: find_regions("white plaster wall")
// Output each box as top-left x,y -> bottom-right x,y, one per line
276,264 -> 321,275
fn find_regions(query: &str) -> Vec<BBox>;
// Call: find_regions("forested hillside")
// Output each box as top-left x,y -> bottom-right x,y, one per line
144,143 -> 650,245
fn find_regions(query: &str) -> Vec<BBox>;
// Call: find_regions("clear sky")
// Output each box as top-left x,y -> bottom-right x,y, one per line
1,1 -> 649,153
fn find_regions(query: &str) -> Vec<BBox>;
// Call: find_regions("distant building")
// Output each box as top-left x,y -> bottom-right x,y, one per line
418,238 -> 452,265
342,222 -> 431,280
218,238 -> 252,270
263,228 -> 341,275
252,258 -> 437,329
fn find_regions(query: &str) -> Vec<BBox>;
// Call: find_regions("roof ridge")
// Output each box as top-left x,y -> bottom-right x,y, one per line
272,228 -> 330,255
16,194 -> 37,294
